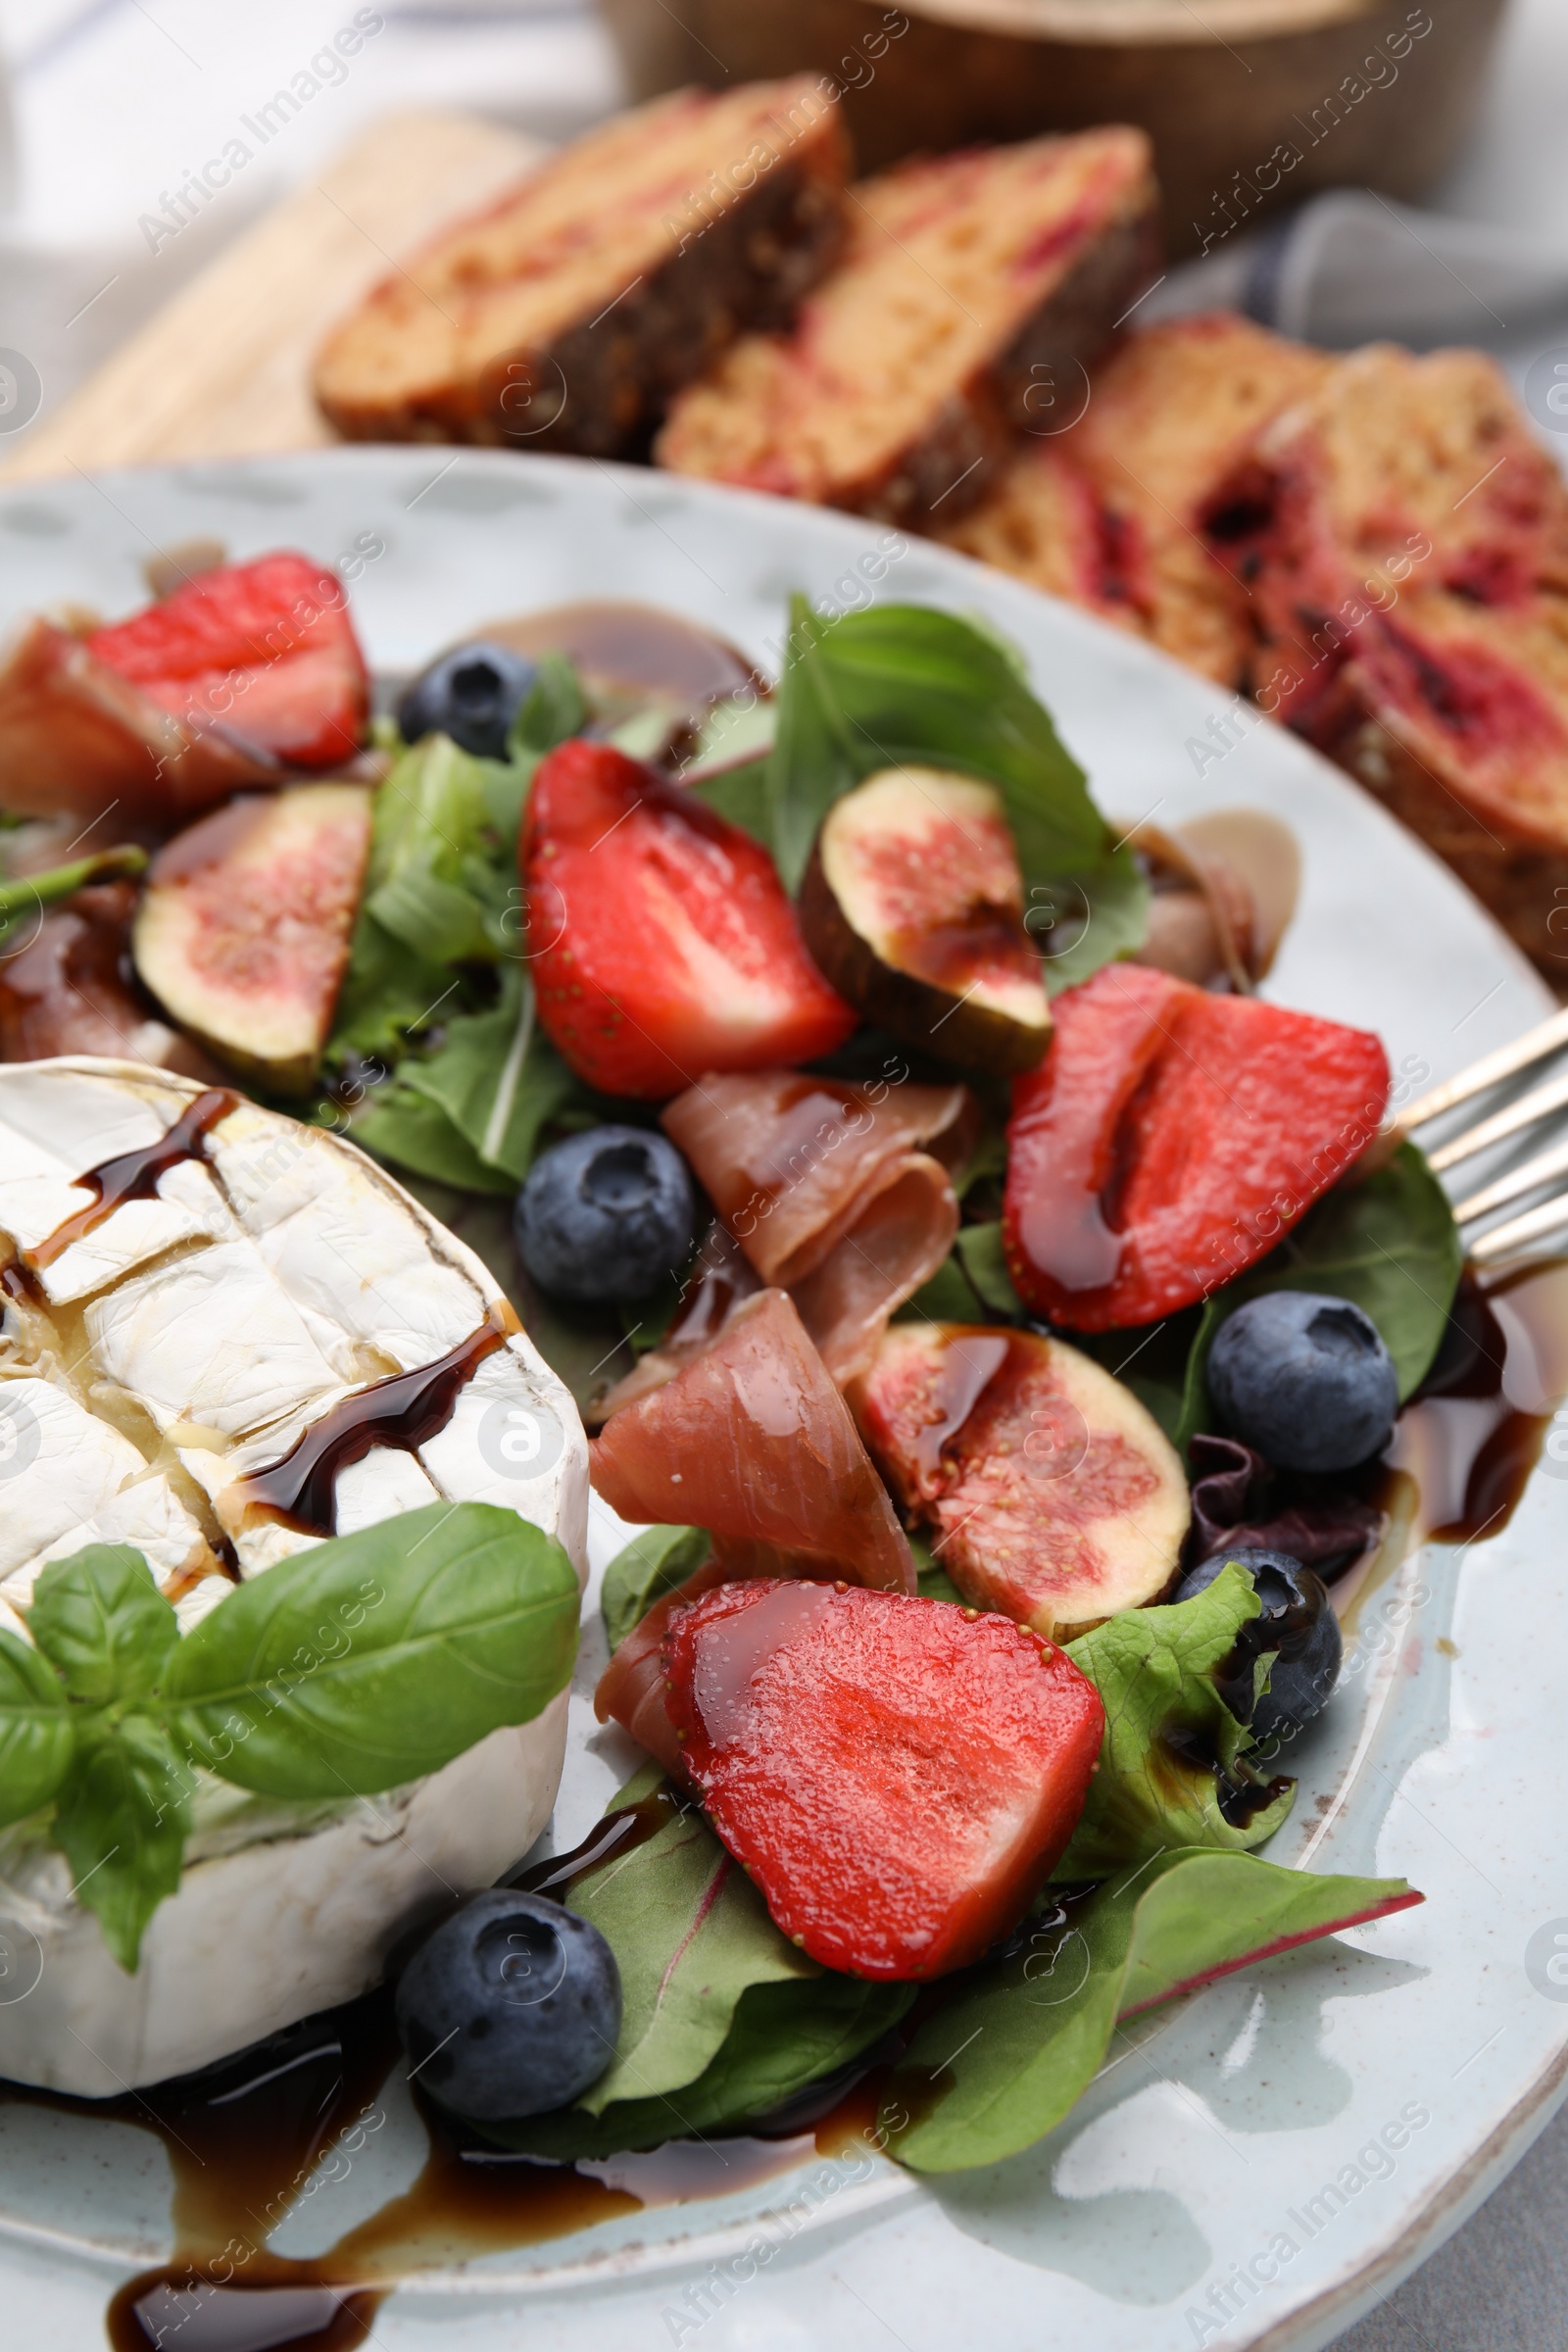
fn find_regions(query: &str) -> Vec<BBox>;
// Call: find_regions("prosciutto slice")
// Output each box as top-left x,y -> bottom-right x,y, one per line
661,1070 -> 975,1385
593,1286 -> 916,1776
0,616 -> 280,829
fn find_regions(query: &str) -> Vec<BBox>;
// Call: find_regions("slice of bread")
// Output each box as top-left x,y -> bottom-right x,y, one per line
1224,344 -> 1568,968
941,313 -> 1330,684
314,80 -> 849,454
657,127 -> 1159,526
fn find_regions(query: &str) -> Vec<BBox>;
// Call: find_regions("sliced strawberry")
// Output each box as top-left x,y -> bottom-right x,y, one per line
662,1580 -> 1105,1979
523,738 -> 855,1097
855,1322 -> 1189,1639
88,553 -> 368,768
1004,963 -> 1390,1329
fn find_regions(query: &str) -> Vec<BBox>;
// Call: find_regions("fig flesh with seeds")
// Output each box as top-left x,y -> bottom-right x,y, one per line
133,783 -> 372,1096
798,767 -> 1052,1076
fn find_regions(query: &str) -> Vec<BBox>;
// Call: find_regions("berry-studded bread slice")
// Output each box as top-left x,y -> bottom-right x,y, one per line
657,127 -> 1158,526
940,313 -> 1330,685
314,79 -> 849,455
1221,344 -> 1568,968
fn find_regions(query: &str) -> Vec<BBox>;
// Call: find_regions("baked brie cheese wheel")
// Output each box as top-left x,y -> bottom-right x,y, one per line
0,1058 -> 588,2095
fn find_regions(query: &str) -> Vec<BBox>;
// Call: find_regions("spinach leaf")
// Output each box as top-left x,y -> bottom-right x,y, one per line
956,1223 -> 1026,1320
483,1973 -> 910,2160
884,1849 -> 1419,2172
764,599 -> 1147,989
0,1630 -> 75,1826
53,1714 -> 191,1974
908,1529 -> 965,1607
1175,1142 -> 1460,1447
26,1544 -> 177,1704
164,1502 -> 579,1799
1055,1566 -> 1294,1880
564,1781 -> 815,2114
601,1525 -> 710,1652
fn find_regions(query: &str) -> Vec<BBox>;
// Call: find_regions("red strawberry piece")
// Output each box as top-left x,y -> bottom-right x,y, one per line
88,553 -> 368,768
1004,962 -> 1390,1330
523,738 -> 855,1098
662,1580 -> 1105,1979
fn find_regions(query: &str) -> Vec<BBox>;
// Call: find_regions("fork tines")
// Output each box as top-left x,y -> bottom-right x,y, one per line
1402,1005 -> 1568,1265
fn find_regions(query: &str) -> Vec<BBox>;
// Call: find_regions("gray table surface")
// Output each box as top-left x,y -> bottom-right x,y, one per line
1331,2098 -> 1568,2351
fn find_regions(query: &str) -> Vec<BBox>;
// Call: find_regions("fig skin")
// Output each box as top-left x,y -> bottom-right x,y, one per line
798,780 -> 1052,1079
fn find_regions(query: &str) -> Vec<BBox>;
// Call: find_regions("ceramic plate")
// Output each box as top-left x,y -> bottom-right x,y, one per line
1,450 -> 1566,2352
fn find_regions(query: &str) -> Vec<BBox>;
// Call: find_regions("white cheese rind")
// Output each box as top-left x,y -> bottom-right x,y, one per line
0,1058 -> 589,2094
0,1698 -> 569,2095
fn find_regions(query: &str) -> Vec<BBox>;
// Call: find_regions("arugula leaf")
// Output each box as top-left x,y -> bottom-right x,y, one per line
564,1782 -> 815,2114
0,1631 -> 74,1826
482,1973 -> 911,2160
601,1525 -> 710,1651
1054,1566 -> 1294,1880
359,968 -> 585,1196
53,1714 -> 191,1974
26,1545 -> 177,1704
884,1848 -> 1419,2172
352,1083 -> 514,1195
1176,1142 -> 1461,1447
763,599 -> 1147,988
164,1502 -> 579,1799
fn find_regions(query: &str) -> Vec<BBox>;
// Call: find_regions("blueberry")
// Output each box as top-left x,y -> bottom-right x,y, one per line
515,1125 -> 695,1302
1175,1545 -> 1342,1740
1207,1290 -> 1397,1471
396,641 -> 538,760
395,1888 -> 620,2121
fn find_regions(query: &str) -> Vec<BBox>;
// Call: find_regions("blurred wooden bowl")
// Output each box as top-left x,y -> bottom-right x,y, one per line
598,0 -> 1508,259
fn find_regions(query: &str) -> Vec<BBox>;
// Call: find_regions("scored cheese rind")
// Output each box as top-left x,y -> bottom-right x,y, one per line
0,1057 -> 588,2094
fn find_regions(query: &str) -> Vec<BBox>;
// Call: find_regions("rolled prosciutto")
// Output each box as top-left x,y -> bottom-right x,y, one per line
592,1287 -> 917,1775
660,1069 -> 976,1385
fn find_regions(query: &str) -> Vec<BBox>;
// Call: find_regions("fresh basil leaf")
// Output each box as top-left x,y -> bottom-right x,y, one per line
1040,844 -> 1149,995
164,1502 -> 579,1799
482,1972 -> 911,2159
1055,1565 -> 1295,1880
1175,1141 -> 1461,1448
884,1848 -> 1419,2172
52,1714 -> 191,1974
563,1782 -> 815,2115
0,1629 -> 75,1826
26,1544 -> 177,1704
764,600 -> 1147,989
602,1525 -> 710,1652
688,757 -> 772,843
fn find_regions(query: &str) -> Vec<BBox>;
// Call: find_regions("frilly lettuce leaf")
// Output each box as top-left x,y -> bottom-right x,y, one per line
1055,1565 -> 1295,1879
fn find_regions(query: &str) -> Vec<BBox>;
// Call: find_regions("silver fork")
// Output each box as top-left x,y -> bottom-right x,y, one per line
1400,1004 -> 1568,1263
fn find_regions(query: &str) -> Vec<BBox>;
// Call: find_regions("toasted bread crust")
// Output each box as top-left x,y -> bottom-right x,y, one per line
314,79 -> 850,455
658,127 -> 1159,527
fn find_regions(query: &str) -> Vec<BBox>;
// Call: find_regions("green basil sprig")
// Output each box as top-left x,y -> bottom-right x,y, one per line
2,1503 -> 579,1973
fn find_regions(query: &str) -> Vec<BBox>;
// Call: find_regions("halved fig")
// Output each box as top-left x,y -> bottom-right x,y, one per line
855,1321 -> 1189,1641
799,768 -> 1051,1076
133,784 -> 372,1095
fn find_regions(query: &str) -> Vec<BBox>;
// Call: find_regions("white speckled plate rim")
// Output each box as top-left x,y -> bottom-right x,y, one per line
0,449 -> 1564,2352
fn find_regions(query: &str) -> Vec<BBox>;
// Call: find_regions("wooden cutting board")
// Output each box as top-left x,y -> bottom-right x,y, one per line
0,110 -> 541,486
